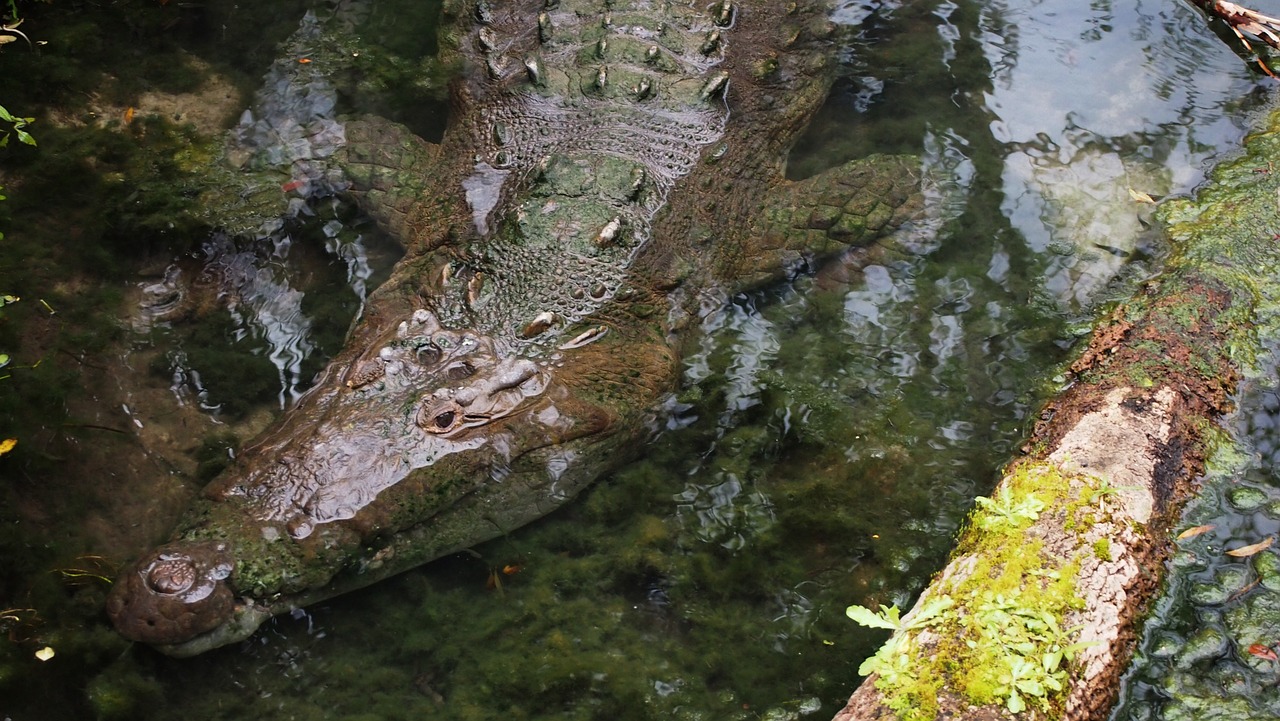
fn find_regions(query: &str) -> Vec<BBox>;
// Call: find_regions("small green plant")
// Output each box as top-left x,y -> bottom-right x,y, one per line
0,104 -> 34,147
845,595 -> 954,634
966,589 -> 1092,714
973,486 -> 1044,530
847,462 -> 1093,717
1079,475 -> 1139,516
846,596 -> 955,720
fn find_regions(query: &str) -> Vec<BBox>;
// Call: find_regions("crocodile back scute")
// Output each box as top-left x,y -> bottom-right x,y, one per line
425,0 -> 739,350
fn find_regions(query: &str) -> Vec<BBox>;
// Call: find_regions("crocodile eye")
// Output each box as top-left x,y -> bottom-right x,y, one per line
445,362 -> 474,380
419,400 -> 463,434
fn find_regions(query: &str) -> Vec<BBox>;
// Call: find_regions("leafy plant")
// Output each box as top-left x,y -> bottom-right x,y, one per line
0,104 -> 34,147
846,595 -> 954,633
967,589 -> 1092,714
973,486 -> 1044,530
847,596 -> 955,704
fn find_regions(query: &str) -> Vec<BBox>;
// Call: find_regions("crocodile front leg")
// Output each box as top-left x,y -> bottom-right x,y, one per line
726,154 -> 924,291
336,117 -> 464,256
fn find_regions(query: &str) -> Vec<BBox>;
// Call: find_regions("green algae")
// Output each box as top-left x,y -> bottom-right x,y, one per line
1115,106 -> 1280,721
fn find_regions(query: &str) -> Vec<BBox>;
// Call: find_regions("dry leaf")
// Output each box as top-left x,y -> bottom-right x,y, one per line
1249,644 -> 1279,661
0,438 -> 15,456
1177,524 -> 1215,540
1226,536 -> 1275,558
34,646 -> 54,661
1128,188 -> 1156,204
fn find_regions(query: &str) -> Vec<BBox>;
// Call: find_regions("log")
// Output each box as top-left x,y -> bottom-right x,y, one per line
831,103 -> 1280,719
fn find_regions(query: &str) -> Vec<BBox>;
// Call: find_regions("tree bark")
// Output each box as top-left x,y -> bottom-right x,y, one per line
832,102 -> 1280,720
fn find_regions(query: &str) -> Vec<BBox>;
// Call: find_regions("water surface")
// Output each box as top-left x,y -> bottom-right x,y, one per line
0,0 -> 1273,719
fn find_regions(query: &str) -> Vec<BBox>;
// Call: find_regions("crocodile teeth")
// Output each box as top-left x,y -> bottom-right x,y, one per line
701,28 -> 721,55
559,325 -> 609,350
595,217 -> 623,246
524,56 -> 544,85
475,0 -> 494,25
699,71 -> 730,102
596,37 -> 609,59
538,12 -> 553,42
520,311 -> 559,339
595,66 -> 608,90
477,26 -> 498,52
645,44 -> 660,63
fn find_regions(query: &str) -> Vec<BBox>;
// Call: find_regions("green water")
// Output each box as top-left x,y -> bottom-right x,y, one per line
0,0 -> 1273,719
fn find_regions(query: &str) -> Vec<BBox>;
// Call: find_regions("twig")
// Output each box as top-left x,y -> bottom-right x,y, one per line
1193,0 -> 1280,77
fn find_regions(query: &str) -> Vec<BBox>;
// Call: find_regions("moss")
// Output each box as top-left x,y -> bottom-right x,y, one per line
864,462 -> 1092,717
1093,538 -> 1113,562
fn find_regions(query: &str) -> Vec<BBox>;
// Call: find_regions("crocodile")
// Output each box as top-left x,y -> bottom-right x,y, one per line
106,0 -> 924,656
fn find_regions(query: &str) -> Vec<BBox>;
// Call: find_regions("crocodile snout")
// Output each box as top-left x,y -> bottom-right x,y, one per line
106,541 -> 236,645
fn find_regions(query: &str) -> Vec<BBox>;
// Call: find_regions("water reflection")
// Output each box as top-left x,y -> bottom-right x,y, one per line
2,0 -> 1276,719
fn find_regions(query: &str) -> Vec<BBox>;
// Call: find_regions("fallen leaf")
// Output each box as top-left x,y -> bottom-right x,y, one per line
1226,536 -> 1275,558
0,438 -> 15,455
34,646 -> 54,661
1128,188 -> 1156,204
1249,644 -> 1278,661
1177,524 -> 1216,540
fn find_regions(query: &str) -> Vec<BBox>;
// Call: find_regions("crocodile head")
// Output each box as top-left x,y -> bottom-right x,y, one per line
107,306 -> 645,655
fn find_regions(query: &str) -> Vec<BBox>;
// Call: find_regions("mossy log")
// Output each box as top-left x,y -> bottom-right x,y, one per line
832,105 -> 1280,720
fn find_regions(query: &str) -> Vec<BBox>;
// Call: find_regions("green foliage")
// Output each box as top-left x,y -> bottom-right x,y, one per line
964,587 -> 1092,714
973,485 -> 1045,530
847,596 -> 955,719
846,596 -> 954,634
848,462 -> 1092,718
0,105 -> 34,147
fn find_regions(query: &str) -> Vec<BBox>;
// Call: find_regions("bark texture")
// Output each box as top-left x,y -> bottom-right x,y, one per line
831,103 -> 1280,720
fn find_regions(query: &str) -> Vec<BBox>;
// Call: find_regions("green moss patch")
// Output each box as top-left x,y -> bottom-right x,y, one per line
849,462 -> 1098,718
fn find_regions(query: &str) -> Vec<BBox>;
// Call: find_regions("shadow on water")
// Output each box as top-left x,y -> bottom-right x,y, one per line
0,0 -> 1275,719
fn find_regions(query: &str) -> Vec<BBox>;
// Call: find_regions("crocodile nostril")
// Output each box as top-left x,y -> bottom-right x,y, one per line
416,344 -> 442,365
146,558 -> 197,595
446,362 -> 474,380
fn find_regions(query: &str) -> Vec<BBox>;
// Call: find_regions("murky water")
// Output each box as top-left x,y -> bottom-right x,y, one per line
0,0 -> 1275,719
